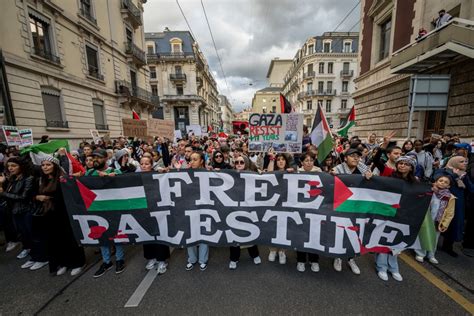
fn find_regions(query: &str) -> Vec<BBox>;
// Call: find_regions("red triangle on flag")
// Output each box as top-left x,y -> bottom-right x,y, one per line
333,176 -> 353,210
132,110 -> 140,120
76,179 -> 97,209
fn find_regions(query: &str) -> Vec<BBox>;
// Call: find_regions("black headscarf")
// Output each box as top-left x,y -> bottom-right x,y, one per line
211,150 -> 231,169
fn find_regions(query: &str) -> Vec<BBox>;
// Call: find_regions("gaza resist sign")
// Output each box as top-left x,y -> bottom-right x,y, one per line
61,171 -> 431,258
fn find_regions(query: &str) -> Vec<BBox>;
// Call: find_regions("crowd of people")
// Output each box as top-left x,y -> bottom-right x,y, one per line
0,129 -> 472,282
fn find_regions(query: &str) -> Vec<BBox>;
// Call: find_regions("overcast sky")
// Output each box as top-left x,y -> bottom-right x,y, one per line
143,0 -> 360,112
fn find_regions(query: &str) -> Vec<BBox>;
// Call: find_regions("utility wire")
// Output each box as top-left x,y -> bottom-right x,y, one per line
333,0 -> 361,32
175,0 -> 197,42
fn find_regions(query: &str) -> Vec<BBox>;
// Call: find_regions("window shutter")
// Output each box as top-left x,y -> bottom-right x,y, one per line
93,101 -> 105,125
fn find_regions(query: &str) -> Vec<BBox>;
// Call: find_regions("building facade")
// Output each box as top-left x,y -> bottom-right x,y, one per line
0,0 -> 156,146
251,87 -> 281,114
354,0 -> 474,139
218,95 -> 234,133
282,32 -> 359,129
266,58 -> 292,88
145,30 -> 219,134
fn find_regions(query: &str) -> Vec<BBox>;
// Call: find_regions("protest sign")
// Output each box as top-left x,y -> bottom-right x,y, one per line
19,128 -> 33,148
186,124 -> 202,136
61,171 -> 431,258
1,126 -> 22,146
248,113 -> 303,153
174,130 -> 182,141
90,129 -> 101,144
122,119 -> 147,138
147,118 -> 174,141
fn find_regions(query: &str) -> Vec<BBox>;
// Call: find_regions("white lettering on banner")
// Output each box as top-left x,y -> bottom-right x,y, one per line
262,210 -> 303,246
282,174 -> 324,209
72,215 -> 109,244
149,211 -> 184,244
225,211 -> 260,243
154,173 -> 192,207
303,213 -> 326,251
185,209 -> 223,243
195,172 -> 238,206
329,217 -> 368,254
239,174 -> 280,207
366,219 -> 410,249
117,214 -> 154,243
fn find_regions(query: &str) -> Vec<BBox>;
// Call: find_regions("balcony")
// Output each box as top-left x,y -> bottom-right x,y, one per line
337,108 -> 351,117
290,80 -> 299,91
340,70 -> 354,77
298,90 -> 316,100
115,80 -> 159,106
80,7 -> 97,24
340,90 -> 351,96
303,109 -> 315,115
125,42 -> 146,67
391,18 -> 474,74
303,71 -> 315,79
95,124 -> 109,130
161,94 -> 206,103
46,120 -> 69,128
147,52 -> 195,62
32,47 -> 60,64
88,65 -> 104,81
121,0 -> 142,28
316,89 -> 337,96
170,73 -> 187,82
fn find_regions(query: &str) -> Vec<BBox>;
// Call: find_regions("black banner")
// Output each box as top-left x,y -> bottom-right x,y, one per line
61,170 -> 431,258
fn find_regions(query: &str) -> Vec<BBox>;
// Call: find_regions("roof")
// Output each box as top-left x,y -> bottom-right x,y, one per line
145,31 -> 195,54
256,87 -> 282,93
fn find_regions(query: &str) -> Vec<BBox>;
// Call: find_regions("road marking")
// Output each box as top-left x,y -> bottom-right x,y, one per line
124,248 -> 175,308
400,253 -> 474,314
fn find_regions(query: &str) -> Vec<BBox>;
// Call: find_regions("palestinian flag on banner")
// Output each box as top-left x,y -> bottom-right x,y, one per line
132,110 -> 140,120
310,103 -> 334,163
336,106 -> 355,137
76,177 -> 147,211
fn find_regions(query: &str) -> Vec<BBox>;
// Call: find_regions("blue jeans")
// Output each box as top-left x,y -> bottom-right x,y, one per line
100,244 -> 124,264
375,253 -> 399,273
415,231 -> 440,259
187,244 -> 209,264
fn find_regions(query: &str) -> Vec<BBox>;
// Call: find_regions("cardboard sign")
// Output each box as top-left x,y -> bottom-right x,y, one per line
248,113 -> 304,153
1,126 -> 22,146
186,125 -> 202,136
90,129 -> 101,144
147,118 -> 174,141
122,119 -> 148,138
19,128 -> 33,148
174,130 -> 182,142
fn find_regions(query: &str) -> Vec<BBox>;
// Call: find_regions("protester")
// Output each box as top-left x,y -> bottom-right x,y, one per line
412,139 -> 434,181
364,133 -> 379,151
432,9 -> 452,29
401,140 -> 414,155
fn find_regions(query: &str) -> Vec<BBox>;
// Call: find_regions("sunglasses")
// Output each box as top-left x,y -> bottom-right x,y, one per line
235,160 -> 245,165
215,154 -> 223,158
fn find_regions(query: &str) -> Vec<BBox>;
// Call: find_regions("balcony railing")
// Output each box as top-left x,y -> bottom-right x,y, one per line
340,90 -> 350,96
147,52 -> 195,62
95,124 -> 109,130
303,71 -> 315,79
121,0 -> 142,28
88,65 -> 104,80
340,70 -> 354,77
316,89 -> 336,96
46,120 -> 69,128
125,42 -> 146,66
115,80 -> 159,106
337,108 -> 350,114
170,73 -> 187,81
80,7 -> 97,24
32,47 -> 60,64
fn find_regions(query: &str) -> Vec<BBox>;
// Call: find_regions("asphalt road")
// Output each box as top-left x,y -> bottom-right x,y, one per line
0,240 -> 473,315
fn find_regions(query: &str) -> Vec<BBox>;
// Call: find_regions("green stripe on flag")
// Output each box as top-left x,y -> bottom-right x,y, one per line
88,197 -> 148,211
317,133 -> 334,163
337,121 -> 355,137
418,210 -> 437,252
336,200 -> 397,217
20,139 -> 70,155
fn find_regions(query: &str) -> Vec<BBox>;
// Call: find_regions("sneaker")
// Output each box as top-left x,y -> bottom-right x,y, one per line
17,249 -> 30,259
229,261 -> 238,270
199,263 -> 207,271
93,262 -> 113,278
115,260 -> 125,274
30,261 -> 48,271
186,262 -> 195,271
278,251 -> 286,264
253,256 -> 261,265
6,241 -> 20,252
415,255 -> 424,263
428,257 -> 439,264
21,260 -> 35,269
333,258 -> 342,272
348,259 -> 360,275
157,261 -> 168,274
56,266 -> 67,276
377,271 -> 388,281
391,272 -> 403,281
296,262 -> 305,272
268,250 -> 277,262
71,266 -> 84,276
145,259 -> 157,270
311,262 -> 320,272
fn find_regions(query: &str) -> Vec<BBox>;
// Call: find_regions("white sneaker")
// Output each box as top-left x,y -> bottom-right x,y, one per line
21,260 -> 35,269
415,255 -> 424,263
157,261 -> 168,274
6,242 -> 20,252
268,250 -> 276,262
17,249 -> 30,259
30,261 -> 48,270
333,258 -> 342,272
71,267 -> 84,276
296,262 -> 305,272
56,266 -> 67,276
311,262 -> 320,272
377,271 -> 388,281
145,259 -> 157,270
229,261 -> 238,270
253,256 -> 261,265
428,257 -> 439,264
348,259 -> 361,275
278,251 -> 286,264
391,272 -> 403,282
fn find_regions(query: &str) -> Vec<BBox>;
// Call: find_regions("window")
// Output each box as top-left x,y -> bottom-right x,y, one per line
342,81 -> 348,92
307,118 -> 312,126
327,81 -> 333,92
323,42 -> 331,53
80,0 -> 96,23
126,28 -> 133,46
271,106 -> 276,113
343,41 -> 352,53
325,100 -> 332,112
29,14 -> 58,63
175,65 -> 182,74
86,45 -> 101,79
379,18 -> 392,60
328,62 -> 333,74
317,100 -> 323,108
147,45 -> 154,54
306,101 -> 312,110
176,85 -> 183,95
318,62 -> 324,74
93,99 -> 107,130
151,84 -> 158,96
342,62 -> 350,73
307,82 -> 313,92
41,87 -> 67,128
308,45 -> 314,54
317,81 -> 324,93
150,66 -> 156,79
172,43 -> 181,53
307,64 -> 313,73
341,99 -> 347,109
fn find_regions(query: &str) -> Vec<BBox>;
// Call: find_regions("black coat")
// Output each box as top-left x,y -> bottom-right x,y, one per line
1,175 -> 36,215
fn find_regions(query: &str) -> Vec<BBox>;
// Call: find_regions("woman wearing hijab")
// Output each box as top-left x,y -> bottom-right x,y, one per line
210,150 -> 231,170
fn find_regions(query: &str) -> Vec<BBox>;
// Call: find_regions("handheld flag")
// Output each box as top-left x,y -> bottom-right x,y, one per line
310,103 -> 334,163
132,110 -> 140,120
280,94 -> 292,113
337,106 -> 355,137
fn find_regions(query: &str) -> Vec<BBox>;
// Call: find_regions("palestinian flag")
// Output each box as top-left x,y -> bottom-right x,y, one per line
132,110 -> 140,120
337,106 -> 355,137
76,178 -> 147,211
310,103 -> 334,163
280,93 -> 292,113
334,176 -> 401,217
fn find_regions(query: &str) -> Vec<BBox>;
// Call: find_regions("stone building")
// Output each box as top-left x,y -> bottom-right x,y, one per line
218,95 -> 234,133
251,87 -> 281,114
145,30 -> 219,134
354,0 -> 474,140
266,58 -> 292,88
281,32 -> 359,129
0,0 -> 155,146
